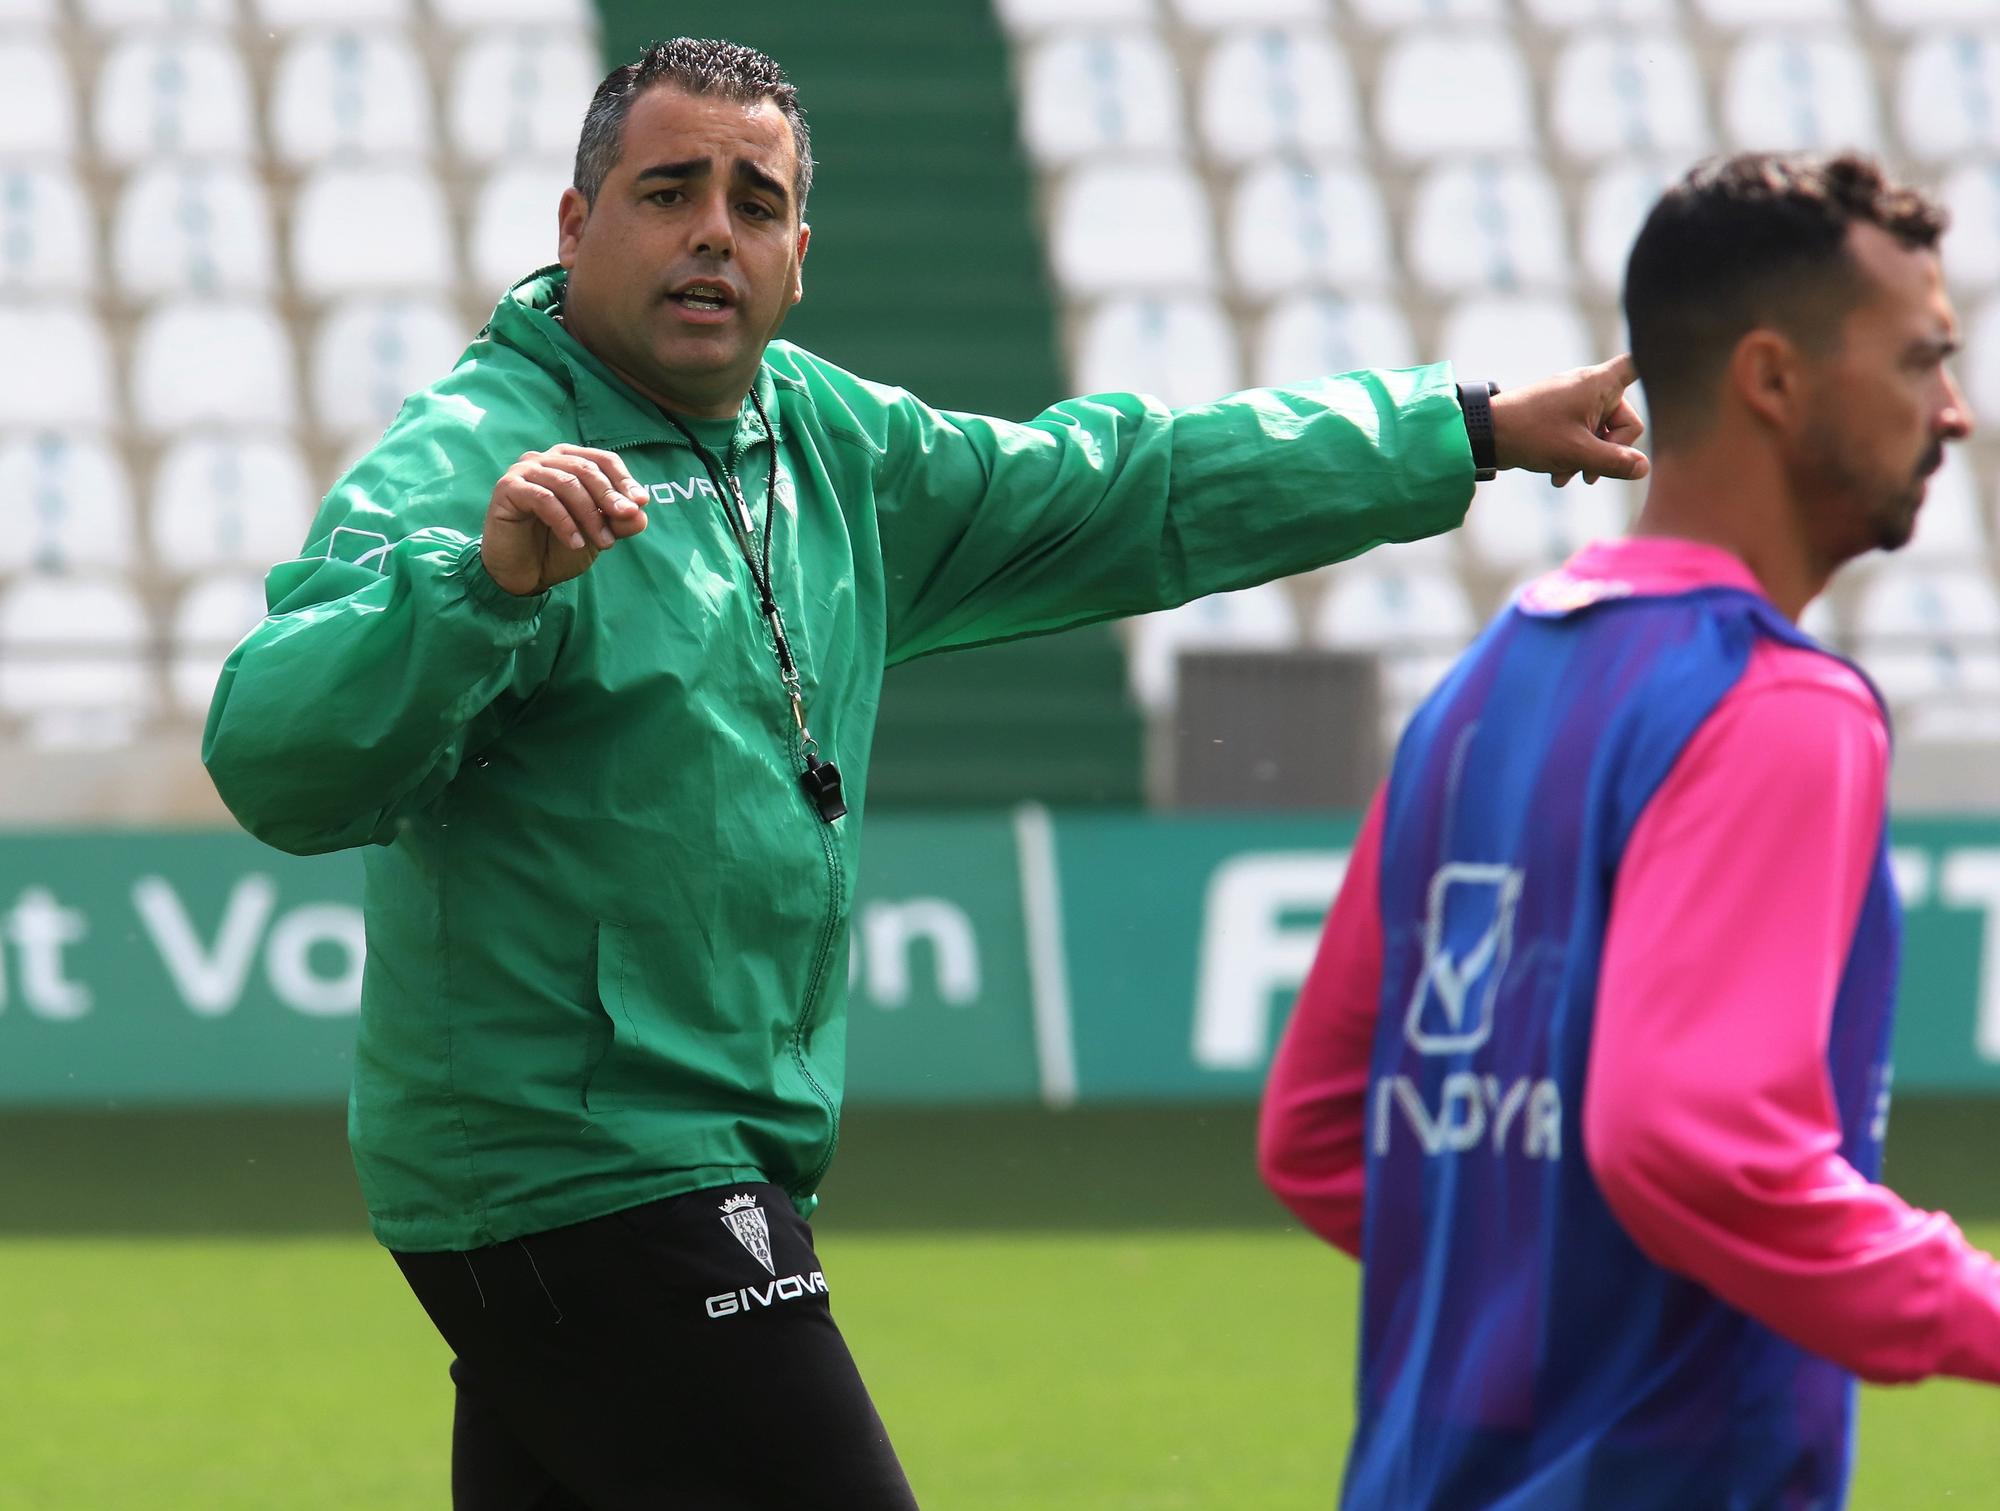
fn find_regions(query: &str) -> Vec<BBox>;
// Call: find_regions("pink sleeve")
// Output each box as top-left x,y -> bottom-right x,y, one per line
1257,785 -> 1387,1258
1585,649 -> 2000,1385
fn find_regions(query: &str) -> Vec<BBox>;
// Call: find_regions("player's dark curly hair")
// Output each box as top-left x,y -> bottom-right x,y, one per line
573,38 -> 814,216
1624,151 -> 1948,449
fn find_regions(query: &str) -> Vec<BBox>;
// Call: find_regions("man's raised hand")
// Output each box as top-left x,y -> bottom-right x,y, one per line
1491,354 -> 1650,489
483,444 -> 653,596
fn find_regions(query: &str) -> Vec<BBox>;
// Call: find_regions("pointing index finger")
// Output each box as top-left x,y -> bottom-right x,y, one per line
1601,352 -> 1638,391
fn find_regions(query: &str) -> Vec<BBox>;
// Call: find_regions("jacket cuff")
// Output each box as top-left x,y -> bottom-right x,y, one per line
450,538 -> 549,620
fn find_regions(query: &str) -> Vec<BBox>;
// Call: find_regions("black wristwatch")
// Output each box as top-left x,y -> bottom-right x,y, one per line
1457,380 -> 1501,482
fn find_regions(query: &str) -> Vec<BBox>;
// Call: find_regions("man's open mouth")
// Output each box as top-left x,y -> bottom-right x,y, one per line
672,285 -> 733,312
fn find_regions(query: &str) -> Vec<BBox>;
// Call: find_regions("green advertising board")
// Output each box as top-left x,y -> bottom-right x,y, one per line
3,814 -> 1998,1105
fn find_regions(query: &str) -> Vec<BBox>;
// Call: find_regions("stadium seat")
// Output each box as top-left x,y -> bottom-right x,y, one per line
0,432 -> 136,578
1346,0 -> 1504,25
170,576 -> 270,717
250,0 -> 415,25
1941,160 -> 2000,294
1251,294 -> 1417,388
469,164 -> 567,297
0,166 -> 96,297
1799,593 -> 1841,646
79,0 -> 235,25
0,0 -> 56,21
1522,0 -> 1675,23
1225,159 -> 1392,298
1722,32 -> 1883,152
0,37 -> 75,159
112,162 -> 276,302
1854,568 -> 2000,705
150,434 -> 317,577
448,29 -> 600,167
1580,160 -> 1683,295
1964,297 -> 2000,429
1312,567 -> 1477,729
0,304 -> 116,430
1128,584 -> 1300,714
1196,29 -> 1361,165
428,0 -> 590,24
1695,0 -> 1848,20
1074,296 -> 1240,408
1464,469 -> 1635,574
1375,32 -> 1535,160
1864,0 -> 1993,25
1436,297 -> 1593,391
992,0 -> 1153,30
0,576 -> 154,747
311,296 -> 467,435
1018,31 -> 1182,164
1406,160 -> 1569,295
290,166 -> 455,298
1549,33 -> 1711,164
269,29 -> 435,166
1894,31 -> 2000,160
1049,161 -> 1214,294
1170,0 -> 1322,23
94,33 -> 256,166
1897,447 -> 1989,567
130,301 -> 298,434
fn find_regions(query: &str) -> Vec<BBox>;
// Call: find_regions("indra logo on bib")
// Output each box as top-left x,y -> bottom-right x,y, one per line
1404,862 -> 1523,1056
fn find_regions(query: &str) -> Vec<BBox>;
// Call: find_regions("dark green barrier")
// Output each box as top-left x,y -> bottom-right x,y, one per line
4,815 -> 1998,1104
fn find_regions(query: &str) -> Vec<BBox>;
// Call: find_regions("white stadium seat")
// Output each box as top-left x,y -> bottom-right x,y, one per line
1550,34 -> 1710,164
171,576 -> 271,717
94,33 -> 255,166
1375,32 -> 1535,161
0,576 -> 154,747
1523,0 -> 1675,23
1580,160 -> 1684,295
1226,160 -> 1392,298
1436,297 -> 1593,391
0,0 -> 57,20
1252,295 -> 1416,388
469,164 -> 568,296
1169,0 -> 1322,24
1895,31 -> 2000,160
1049,161 -> 1214,295
1129,585 -> 1300,714
311,296 -> 466,435
1897,447 -> 1989,567
1695,0 -> 1848,21
1019,31 -> 1182,164
1964,298 -> 2000,429
1197,29 -> 1360,165
113,162 -> 275,301
0,433 -> 136,578
250,0 -> 414,24
151,434 -> 317,577
449,30 -> 600,167
1854,568 -> 2000,705
1074,296 -> 1240,408
79,0 -> 236,25
429,0 -> 589,23
0,304 -> 116,430
1464,469 -> 1636,574
0,167 -> 96,297
1940,161 -> 2000,295
1346,0 -> 1503,24
291,166 -> 454,298
130,300 -> 297,433
0,37 -> 75,158
992,0 -> 1153,30
269,29 -> 434,166
1407,160 -> 1569,296
1722,32 -> 1882,152
1865,0 -> 1994,25
1313,568 -> 1477,729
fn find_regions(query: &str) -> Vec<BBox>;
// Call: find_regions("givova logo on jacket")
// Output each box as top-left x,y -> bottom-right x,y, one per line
1374,862 -> 1562,1163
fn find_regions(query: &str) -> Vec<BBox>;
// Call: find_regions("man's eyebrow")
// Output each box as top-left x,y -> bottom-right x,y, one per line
735,159 -> 791,207
633,159 -> 709,185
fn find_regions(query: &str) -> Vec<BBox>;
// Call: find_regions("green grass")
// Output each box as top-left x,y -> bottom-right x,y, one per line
1,1226 -> 1994,1510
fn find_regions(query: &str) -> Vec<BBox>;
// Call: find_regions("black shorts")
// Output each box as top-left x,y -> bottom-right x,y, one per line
393,1183 -> 919,1510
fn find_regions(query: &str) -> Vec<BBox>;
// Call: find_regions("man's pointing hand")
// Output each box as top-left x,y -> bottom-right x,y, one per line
1492,354 -> 1650,489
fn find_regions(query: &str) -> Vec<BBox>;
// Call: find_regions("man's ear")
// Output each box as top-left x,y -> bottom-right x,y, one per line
790,222 -> 811,306
1730,328 -> 1808,435
557,186 -> 590,270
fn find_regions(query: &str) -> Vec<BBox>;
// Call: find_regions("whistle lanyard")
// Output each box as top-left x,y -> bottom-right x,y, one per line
661,393 -> 846,824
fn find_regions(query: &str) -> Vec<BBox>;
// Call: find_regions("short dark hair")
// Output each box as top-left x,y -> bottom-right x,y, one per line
1624,151 -> 1947,447
573,37 -> 814,216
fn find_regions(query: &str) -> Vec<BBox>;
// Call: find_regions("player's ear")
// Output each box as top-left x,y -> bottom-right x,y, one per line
557,186 -> 590,270
1731,328 -> 1806,434
790,223 -> 810,307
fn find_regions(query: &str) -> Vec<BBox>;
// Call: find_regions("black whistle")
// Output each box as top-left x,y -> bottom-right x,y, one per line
800,755 -> 847,823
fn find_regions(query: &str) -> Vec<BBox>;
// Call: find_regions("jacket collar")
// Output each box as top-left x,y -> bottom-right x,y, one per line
485,266 -> 781,456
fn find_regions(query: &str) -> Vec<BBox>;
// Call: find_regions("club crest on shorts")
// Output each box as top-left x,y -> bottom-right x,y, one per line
719,1193 -> 776,1276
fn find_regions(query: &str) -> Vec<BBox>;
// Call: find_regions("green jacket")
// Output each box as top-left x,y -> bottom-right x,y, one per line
203,268 -> 1474,1251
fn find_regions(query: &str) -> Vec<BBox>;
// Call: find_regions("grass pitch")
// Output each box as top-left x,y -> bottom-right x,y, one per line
1,1105 -> 1993,1508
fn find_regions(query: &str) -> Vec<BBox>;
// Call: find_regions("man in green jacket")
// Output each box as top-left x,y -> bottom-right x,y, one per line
204,36 -> 1647,1511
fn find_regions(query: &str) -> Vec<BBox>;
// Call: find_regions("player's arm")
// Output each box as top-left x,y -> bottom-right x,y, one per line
203,444 -> 648,856
1584,667 -> 2000,1384
863,358 -> 1642,665
1257,786 -> 1389,1258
